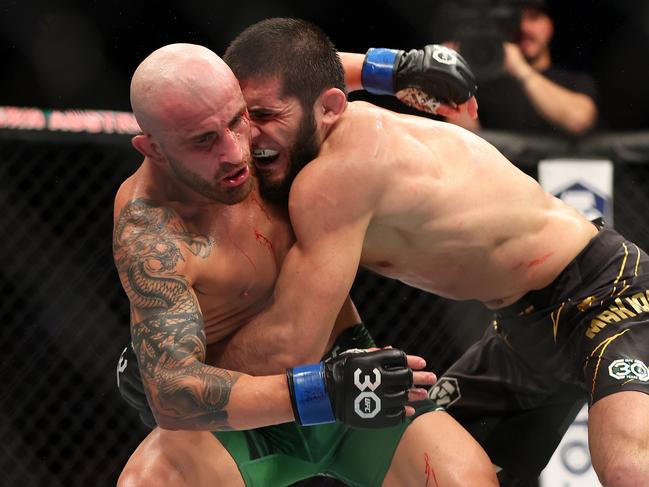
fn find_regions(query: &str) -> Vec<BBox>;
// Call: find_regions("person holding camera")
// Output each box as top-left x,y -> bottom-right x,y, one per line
450,0 -> 597,135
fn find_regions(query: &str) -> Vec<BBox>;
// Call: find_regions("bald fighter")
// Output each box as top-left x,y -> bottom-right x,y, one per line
115,42 -> 497,486
214,18 -> 649,487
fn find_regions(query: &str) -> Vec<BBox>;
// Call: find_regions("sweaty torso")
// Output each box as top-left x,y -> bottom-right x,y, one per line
321,102 -> 597,308
115,162 -> 295,344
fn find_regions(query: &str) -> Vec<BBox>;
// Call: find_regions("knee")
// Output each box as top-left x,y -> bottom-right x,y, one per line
117,451 -> 186,487
594,455 -> 649,487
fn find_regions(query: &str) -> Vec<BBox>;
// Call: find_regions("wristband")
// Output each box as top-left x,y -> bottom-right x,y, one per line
361,48 -> 400,95
288,363 -> 335,426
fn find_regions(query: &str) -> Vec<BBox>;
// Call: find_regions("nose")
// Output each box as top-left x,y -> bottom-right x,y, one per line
218,128 -> 245,164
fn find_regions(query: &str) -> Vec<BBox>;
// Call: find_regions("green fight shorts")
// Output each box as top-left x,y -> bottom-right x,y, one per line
214,324 -> 441,487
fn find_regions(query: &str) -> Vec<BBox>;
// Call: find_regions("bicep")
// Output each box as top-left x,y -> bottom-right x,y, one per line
283,183 -> 372,311
290,221 -> 365,296
113,198 -> 211,378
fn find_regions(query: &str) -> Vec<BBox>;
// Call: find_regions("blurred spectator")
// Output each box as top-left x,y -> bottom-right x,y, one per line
450,0 -> 597,136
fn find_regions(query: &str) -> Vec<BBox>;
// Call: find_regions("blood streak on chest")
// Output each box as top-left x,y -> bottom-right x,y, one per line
228,233 -> 257,272
254,228 -> 277,267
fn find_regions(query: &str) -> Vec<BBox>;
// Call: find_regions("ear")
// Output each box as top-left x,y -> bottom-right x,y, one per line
317,88 -> 347,126
131,134 -> 164,162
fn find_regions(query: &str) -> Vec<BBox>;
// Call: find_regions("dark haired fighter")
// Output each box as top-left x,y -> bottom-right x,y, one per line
213,18 -> 649,487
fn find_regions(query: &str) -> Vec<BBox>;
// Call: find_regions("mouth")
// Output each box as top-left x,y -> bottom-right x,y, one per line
222,164 -> 250,187
252,149 -> 280,167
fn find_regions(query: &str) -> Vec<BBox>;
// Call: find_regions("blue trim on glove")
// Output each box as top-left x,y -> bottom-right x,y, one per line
291,363 -> 335,425
361,48 -> 400,95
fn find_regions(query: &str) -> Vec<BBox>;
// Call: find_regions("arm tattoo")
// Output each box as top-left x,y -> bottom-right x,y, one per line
114,199 -> 240,429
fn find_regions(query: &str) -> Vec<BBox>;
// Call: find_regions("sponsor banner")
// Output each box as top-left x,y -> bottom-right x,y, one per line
538,159 -> 613,225
0,106 -> 141,134
540,404 -> 602,487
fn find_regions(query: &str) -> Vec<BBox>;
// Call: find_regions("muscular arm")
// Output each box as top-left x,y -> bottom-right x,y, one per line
113,198 -> 294,431
215,161 -> 375,374
216,295 -> 362,374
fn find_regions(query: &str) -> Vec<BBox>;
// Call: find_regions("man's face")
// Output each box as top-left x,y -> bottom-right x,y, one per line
156,82 -> 254,205
241,76 -> 320,203
518,7 -> 554,62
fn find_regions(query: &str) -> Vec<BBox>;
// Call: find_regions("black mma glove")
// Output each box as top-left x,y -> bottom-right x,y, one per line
361,45 -> 477,114
286,348 -> 413,429
116,344 -> 157,428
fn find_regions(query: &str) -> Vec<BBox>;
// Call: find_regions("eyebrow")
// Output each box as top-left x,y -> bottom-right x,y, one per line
248,106 -> 280,116
228,107 -> 247,128
188,106 -> 247,142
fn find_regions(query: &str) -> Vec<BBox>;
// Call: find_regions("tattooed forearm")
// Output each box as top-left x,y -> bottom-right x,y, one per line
153,358 -> 241,430
132,311 -> 241,430
114,199 -> 239,429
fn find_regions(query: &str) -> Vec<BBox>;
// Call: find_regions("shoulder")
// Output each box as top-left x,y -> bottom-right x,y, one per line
286,112 -> 388,229
113,168 -> 187,242
114,198 -> 183,237
113,198 -> 210,274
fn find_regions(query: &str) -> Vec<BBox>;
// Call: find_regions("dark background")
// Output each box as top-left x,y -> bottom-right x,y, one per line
2,0 -> 649,130
2,1 -> 649,486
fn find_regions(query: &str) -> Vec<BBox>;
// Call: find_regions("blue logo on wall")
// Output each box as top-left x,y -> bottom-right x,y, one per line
553,182 -> 611,223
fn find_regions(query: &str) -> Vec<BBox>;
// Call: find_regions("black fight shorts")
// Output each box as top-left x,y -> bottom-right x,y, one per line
431,222 -> 649,481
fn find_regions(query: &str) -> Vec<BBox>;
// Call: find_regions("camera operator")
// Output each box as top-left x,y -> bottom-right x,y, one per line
448,0 -> 597,135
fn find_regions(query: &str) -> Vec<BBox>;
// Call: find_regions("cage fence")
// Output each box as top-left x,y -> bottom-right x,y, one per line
2,111 -> 649,486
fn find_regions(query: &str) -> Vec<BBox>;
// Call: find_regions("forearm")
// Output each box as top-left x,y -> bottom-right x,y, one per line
131,312 -> 296,430
339,52 -> 366,92
227,374 -> 295,429
214,327 -> 293,375
519,70 -> 597,134
216,296 -> 361,375
215,303 -> 336,376
148,361 -> 294,431
215,234 -> 361,374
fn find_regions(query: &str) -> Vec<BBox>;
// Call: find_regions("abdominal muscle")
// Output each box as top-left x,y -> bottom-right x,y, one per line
362,198 -> 598,309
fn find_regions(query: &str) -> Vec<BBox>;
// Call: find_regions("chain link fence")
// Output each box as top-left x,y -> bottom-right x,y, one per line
2,123 -> 649,486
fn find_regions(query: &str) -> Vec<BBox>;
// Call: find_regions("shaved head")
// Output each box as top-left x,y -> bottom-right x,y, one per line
128,43 -> 254,205
130,43 -> 239,135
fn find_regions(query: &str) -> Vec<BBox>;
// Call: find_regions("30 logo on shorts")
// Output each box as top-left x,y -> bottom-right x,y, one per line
608,358 -> 649,382
428,377 -> 461,407
353,368 -> 382,419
